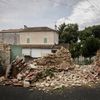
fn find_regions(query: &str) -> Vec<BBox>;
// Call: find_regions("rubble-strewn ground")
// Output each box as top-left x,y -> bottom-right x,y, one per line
32,65 -> 99,91
0,47 -> 100,91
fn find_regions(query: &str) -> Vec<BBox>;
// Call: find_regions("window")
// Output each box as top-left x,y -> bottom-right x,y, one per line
27,38 -> 30,43
44,38 -> 47,43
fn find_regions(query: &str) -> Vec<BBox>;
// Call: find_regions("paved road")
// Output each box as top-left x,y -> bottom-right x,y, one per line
0,86 -> 100,100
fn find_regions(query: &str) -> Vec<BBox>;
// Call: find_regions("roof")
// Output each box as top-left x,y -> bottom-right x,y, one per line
21,27 -> 56,32
0,29 -> 23,33
0,27 -> 56,33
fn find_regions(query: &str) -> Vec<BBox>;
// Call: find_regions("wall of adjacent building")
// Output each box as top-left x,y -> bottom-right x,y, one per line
19,31 -> 58,45
0,31 -> 59,45
0,33 -> 19,45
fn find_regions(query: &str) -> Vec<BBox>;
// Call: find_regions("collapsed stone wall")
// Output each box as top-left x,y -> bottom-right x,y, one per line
0,47 -> 100,91
95,50 -> 100,67
93,50 -> 100,75
35,47 -> 74,70
0,43 -> 10,76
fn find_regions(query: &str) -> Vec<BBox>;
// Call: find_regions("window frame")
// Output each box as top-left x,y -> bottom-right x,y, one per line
44,37 -> 47,43
27,38 -> 30,43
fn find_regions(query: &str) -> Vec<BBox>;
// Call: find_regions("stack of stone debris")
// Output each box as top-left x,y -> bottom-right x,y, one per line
33,65 -> 99,91
35,47 -> 74,71
95,50 -> 100,67
93,50 -> 100,75
5,57 -> 42,87
0,43 -> 10,76
0,47 -> 100,91
6,57 -> 27,78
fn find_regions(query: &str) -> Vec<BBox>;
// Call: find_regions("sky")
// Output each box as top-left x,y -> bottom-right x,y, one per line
0,0 -> 100,30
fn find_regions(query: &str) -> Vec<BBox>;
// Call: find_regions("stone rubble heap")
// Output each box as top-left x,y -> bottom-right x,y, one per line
95,50 -> 100,67
0,47 -> 100,91
33,65 -> 99,91
93,50 -> 100,75
35,47 -> 74,71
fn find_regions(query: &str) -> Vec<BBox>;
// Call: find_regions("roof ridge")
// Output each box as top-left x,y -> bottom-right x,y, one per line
0,26 -> 56,33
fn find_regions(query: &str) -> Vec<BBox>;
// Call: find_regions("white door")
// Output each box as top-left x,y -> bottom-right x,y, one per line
31,49 -> 41,58
22,48 -> 52,58
31,49 -> 51,58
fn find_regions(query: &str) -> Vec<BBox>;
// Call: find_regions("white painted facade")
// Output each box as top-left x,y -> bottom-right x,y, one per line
0,26 -> 59,58
20,27 -> 58,58
22,48 -> 51,58
19,31 -> 58,45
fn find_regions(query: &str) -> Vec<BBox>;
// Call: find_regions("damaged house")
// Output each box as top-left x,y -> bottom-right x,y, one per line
0,26 -> 59,58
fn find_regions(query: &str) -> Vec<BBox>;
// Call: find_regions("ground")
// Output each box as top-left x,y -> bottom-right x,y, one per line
0,86 -> 100,100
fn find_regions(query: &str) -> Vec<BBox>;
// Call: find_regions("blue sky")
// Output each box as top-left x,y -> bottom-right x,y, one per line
0,0 -> 100,30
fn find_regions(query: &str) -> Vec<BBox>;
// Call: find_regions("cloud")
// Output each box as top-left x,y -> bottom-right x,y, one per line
56,0 -> 100,29
0,18 -> 14,23
0,0 -> 51,29
1,0 -> 100,30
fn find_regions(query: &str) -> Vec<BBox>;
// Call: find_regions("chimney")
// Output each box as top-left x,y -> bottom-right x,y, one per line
24,25 -> 28,29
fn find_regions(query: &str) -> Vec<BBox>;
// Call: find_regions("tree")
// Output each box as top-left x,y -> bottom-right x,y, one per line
81,37 -> 100,58
69,43 -> 81,59
92,25 -> 100,39
79,27 -> 93,41
79,25 -> 100,40
57,23 -> 79,44
57,23 -> 100,62
57,23 -> 66,43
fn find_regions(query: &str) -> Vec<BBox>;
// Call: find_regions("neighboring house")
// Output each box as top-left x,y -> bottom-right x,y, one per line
0,26 -> 59,58
0,29 -> 21,45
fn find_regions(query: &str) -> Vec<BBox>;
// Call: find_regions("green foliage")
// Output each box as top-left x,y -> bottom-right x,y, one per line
73,24 -> 100,59
57,23 -> 78,44
79,28 -> 92,41
57,23 -> 66,43
35,68 -> 56,81
92,25 -> 100,39
57,23 -> 100,60
43,68 -> 55,78
79,25 -> 100,41
69,43 -> 81,59
57,23 -> 66,35
84,58 -> 93,65
81,37 -> 100,58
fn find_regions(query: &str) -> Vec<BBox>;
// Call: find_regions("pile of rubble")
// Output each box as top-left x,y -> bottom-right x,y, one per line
0,43 -> 10,75
0,47 -> 100,91
95,50 -> 100,67
5,57 -> 43,87
93,50 -> 100,75
4,47 -> 74,87
35,47 -> 74,71
32,65 -> 99,91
